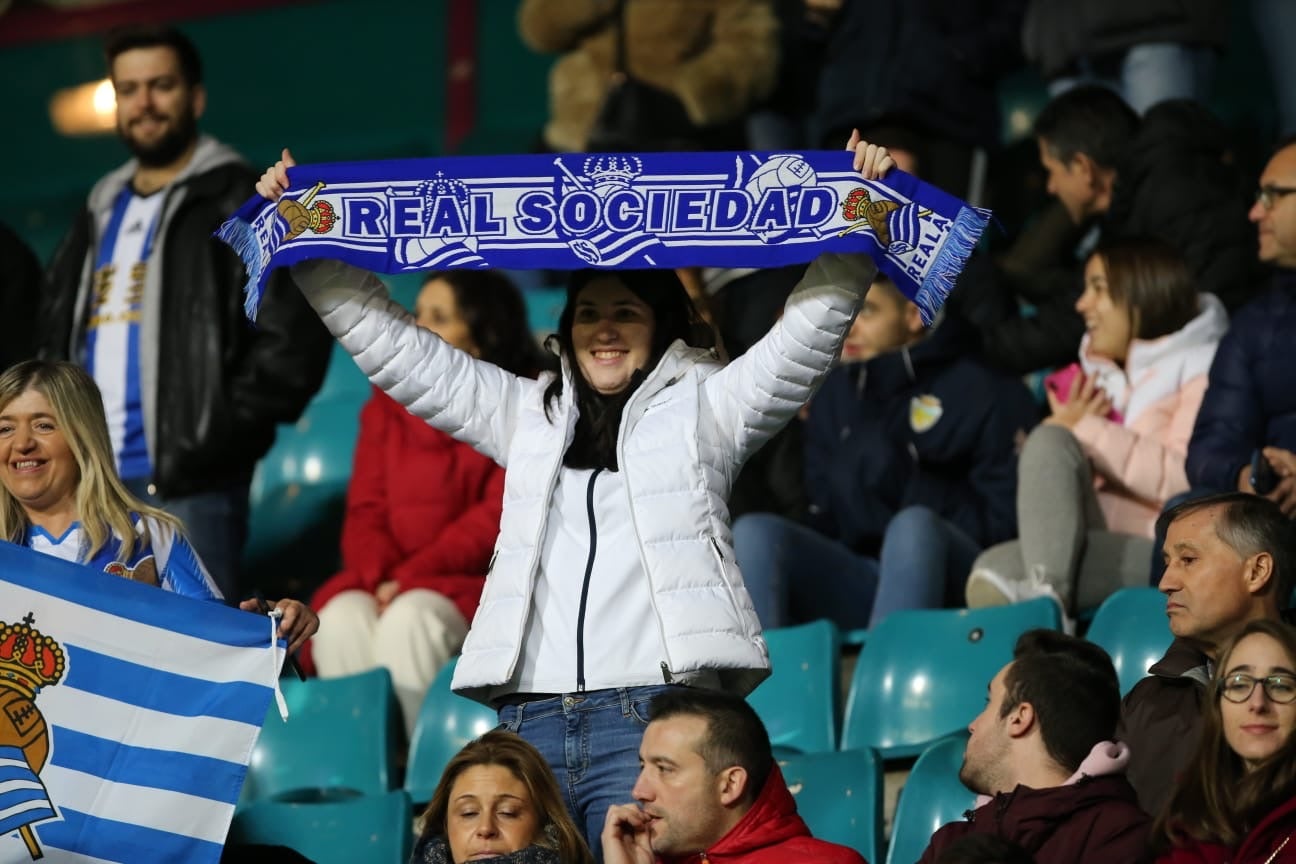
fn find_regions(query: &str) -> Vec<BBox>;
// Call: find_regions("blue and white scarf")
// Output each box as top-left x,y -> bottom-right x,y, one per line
218,151 -> 990,325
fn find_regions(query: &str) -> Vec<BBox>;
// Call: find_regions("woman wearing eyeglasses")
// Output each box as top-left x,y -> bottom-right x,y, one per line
1154,618 -> 1296,863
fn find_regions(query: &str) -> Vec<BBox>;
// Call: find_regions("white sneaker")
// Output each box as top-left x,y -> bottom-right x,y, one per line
966,565 -> 1076,635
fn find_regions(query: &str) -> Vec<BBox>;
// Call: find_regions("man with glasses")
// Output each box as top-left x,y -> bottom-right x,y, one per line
1186,138 -> 1296,518
1120,492 -> 1295,815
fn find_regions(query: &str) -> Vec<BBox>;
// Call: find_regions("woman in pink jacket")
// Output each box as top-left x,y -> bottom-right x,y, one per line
1154,619 -> 1296,864
309,270 -> 546,735
966,237 -> 1227,620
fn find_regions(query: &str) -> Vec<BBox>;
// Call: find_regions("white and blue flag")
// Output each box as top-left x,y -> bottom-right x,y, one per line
0,542 -> 283,863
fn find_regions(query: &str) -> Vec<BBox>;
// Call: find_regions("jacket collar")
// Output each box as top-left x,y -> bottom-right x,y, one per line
86,134 -> 245,214
970,773 -> 1142,854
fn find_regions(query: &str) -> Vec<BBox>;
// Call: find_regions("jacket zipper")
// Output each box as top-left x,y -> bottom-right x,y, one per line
575,468 -> 604,693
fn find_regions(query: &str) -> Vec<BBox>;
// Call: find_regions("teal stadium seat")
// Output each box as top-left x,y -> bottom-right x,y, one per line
780,749 -> 883,863
230,789 -> 412,864
841,599 -> 1061,758
748,620 -> 840,755
405,657 -> 500,804
243,389 -> 363,596
886,734 -> 976,864
1084,587 -> 1173,696
241,668 -> 398,805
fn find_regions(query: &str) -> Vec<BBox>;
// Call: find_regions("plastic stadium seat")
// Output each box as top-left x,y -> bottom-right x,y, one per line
748,620 -> 840,755
405,657 -> 500,804
781,749 -> 882,863
1084,587 -> 1173,696
230,789 -> 412,864
241,668 -> 398,805
841,599 -> 1061,758
886,734 -> 976,864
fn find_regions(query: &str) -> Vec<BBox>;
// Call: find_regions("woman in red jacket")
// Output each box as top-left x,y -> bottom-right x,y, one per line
1155,618 -> 1296,864
310,270 -> 547,735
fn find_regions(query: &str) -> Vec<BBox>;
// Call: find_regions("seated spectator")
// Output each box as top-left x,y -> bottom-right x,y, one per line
412,729 -> 594,864
600,688 -> 864,863
0,360 -> 316,645
1153,619 -> 1296,864
974,86 -> 1253,375
967,238 -> 1226,618
734,273 -> 1038,629
917,630 -> 1149,864
1186,138 -> 1296,516
516,0 -> 777,152
309,271 -> 546,736
1119,493 -> 1294,816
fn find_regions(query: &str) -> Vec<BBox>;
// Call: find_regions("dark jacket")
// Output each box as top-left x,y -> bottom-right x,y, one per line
1156,792 -> 1296,864
41,136 -> 331,498
1023,0 -> 1228,79
813,0 -> 1027,150
1117,638 -> 1210,816
0,220 -> 40,372
661,764 -> 865,864
1105,99 -> 1258,313
1187,271 -> 1296,492
917,774 -> 1151,864
805,317 -> 1039,555
310,388 -> 503,624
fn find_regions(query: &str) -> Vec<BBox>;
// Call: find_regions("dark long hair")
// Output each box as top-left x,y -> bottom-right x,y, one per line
543,269 -> 715,470
1088,237 -> 1198,342
429,271 -> 550,377
1156,619 -> 1296,849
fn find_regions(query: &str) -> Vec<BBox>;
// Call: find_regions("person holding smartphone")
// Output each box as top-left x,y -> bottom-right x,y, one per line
966,237 -> 1227,622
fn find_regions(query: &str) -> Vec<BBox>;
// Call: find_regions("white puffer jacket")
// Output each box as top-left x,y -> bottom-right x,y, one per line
291,256 -> 870,703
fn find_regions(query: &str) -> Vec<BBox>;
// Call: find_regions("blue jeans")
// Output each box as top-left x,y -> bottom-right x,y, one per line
124,478 -> 249,602
733,507 -> 980,630
498,685 -> 670,862
1049,42 -> 1216,114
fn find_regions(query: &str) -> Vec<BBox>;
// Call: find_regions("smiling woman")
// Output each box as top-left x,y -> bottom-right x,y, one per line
1155,620 -> 1296,863
0,360 -> 317,650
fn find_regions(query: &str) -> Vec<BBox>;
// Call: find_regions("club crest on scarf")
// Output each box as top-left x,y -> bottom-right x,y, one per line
0,614 -> 67,860
222,149 -> 992,327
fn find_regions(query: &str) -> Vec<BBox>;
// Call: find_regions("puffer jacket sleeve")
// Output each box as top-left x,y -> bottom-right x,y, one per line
1186,324 -> 1262,492
289,259 -> 531,466
703,253 -> 872,471
1073,374 -> 1207,507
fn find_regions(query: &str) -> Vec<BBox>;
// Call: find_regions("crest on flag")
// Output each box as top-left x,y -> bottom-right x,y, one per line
0,613 -> 67,860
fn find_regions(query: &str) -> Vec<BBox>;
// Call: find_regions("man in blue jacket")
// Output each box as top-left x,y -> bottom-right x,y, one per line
1186,138 -> 1296,518
733,272 -> 1039,630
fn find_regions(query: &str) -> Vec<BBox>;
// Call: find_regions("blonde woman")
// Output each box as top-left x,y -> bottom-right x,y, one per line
0,360 -> 316,650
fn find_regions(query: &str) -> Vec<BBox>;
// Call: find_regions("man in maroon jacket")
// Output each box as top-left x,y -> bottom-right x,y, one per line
601,688 -> 865,864
917,629 -> 1150,864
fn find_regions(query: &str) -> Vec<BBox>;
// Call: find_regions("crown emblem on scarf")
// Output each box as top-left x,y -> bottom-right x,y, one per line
583,155 -> 642,187
420,174 -> 470,206
0,615 -> 66,698
308,200 -> 337,233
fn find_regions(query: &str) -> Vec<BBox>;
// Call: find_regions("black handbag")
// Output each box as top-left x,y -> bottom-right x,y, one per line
584,0 -> 697,153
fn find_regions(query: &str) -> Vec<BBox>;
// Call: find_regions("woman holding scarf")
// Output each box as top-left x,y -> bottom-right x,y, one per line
255,136 -> 893,856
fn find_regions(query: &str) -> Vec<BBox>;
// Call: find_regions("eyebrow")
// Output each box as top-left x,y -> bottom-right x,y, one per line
0,412 -> 55,422
453,793 -> 525,803
1226,664 -> 1296,676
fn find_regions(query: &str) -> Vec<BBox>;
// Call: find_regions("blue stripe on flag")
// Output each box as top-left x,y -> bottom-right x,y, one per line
63,645 -> 270,725
0,746 -> 54,837
0,542 -> 270,648
36,807 -> 225,864
48,728 -> 247,805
